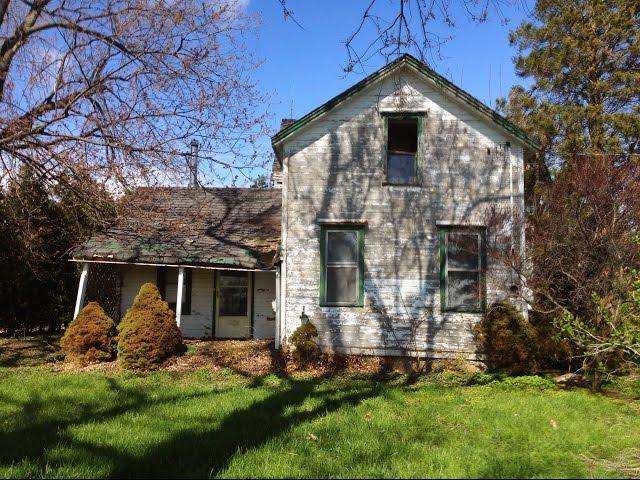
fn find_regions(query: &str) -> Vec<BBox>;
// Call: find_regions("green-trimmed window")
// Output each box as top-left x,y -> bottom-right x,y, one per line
320,225 -> 365,306
386,116 -> 421,184
439,227 -> 486,312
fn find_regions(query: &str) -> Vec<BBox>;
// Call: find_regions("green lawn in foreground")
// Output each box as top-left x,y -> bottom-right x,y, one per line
0,367 -> 638,479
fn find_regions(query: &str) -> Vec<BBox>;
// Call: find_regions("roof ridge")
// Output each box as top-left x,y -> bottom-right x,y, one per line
271,53 -> 540,150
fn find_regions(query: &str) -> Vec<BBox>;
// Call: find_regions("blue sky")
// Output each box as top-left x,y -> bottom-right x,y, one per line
243,0 -> 535,180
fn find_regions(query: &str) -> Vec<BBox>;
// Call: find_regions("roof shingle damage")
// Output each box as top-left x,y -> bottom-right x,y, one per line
72,187 -> 281,270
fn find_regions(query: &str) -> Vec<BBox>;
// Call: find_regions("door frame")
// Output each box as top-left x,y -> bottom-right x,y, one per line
213,270 -> 254,339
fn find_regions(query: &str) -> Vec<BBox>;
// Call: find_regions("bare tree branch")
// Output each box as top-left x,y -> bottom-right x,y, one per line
1,0 -> 270,207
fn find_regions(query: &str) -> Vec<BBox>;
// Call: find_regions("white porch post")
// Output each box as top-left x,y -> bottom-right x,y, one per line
73,263 -> 89,319
275,267 -> 281,349
175,266 -> 185,327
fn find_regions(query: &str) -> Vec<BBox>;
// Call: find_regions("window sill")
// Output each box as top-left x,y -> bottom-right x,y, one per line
382,181 -> 422,187
320,303 -> 365,308
441,308 -> 485,314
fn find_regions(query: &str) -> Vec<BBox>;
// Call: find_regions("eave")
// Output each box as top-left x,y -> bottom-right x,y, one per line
271,54 -> 541,152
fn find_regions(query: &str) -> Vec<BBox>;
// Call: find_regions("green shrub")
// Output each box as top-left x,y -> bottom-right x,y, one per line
555,268 -> 640,390
474,301 -> 536,374
289,322 -> 319,365
60,302 -> 117,363
117,282 -> 184,370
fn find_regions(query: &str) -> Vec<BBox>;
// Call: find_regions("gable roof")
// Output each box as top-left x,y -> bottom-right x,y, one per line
71,187 -> 281,270
271,54 -> 540,150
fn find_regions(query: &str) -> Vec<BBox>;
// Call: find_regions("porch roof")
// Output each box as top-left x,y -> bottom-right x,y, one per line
71,187 -> 281,270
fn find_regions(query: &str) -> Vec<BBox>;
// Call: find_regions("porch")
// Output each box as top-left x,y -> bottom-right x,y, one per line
73,262 -> 277,340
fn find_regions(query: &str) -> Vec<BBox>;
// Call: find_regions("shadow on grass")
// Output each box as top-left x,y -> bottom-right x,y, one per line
110,376 -> 381,478
0,335 -> 61,367
0,377 -> 209,470
0,373 -> 381,478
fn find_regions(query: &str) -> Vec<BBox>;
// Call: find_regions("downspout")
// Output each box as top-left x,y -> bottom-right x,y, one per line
506,141 -> 516,289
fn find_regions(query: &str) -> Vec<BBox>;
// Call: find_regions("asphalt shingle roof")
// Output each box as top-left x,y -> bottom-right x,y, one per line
72,187 -> 281,270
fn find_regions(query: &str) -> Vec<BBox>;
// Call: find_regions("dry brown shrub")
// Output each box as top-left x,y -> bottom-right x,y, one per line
60,302 -> 117,363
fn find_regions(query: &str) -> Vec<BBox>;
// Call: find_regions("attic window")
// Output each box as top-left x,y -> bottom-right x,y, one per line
386,117 -> 419,184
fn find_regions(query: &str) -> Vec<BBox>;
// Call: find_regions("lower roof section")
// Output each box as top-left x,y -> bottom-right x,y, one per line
71,187 -> 281,270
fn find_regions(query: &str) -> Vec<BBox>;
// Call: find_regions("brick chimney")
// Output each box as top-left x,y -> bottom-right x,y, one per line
280,118 -> 296,130
271,119 -> 296,189
188,139 -> 199,187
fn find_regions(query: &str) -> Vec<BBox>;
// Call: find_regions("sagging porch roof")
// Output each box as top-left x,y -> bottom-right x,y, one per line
71,187 -> 281,270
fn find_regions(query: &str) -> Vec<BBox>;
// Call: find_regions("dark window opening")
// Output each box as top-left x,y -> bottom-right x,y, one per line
387,118 -> 418,184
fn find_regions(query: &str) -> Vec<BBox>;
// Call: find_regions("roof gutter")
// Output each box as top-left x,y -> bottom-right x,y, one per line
68,258 -> 276,272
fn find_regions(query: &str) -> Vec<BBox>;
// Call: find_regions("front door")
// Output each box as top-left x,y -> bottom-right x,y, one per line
215,271 -> 252,338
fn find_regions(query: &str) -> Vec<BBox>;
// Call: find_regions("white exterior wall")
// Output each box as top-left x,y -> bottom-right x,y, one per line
183,269 -> 215,339
119,265 -> 157,318
118,265 -> 275,340
280,65 -> 527,358
253,271 -> 276,339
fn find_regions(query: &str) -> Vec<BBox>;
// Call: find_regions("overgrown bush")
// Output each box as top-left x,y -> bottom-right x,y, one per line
555,268 -> 640,390
474,301 -> 536,374
117,282 -> 184,370
289,322 -> 319,365
60,302 -> 117,363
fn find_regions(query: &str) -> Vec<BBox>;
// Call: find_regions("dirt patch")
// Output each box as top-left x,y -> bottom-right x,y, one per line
164,339 -> 282,376
1,336 -> 426,377
0,335 -> 63,367
165,340 -> 391,377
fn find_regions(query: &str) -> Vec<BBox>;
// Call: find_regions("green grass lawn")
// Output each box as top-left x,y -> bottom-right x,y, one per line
0,366 -> 639,479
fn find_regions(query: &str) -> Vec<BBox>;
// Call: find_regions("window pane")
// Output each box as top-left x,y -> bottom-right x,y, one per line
220,271 -> 248,287
219,271 -> 248,316
447,271 -> 480,309
219,286 -> 248,316
327,231 -> 358,263
388,119 -> 418,153
387,153 -> 415,183
326,266 -> 358,304
447,233 -> 479,270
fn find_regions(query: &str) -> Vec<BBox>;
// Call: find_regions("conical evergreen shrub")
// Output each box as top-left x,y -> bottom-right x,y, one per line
61,302 -> 117,363
117,282 -> 184,370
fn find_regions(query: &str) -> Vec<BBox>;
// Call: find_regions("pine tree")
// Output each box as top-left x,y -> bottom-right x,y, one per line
503,0 -> 640,163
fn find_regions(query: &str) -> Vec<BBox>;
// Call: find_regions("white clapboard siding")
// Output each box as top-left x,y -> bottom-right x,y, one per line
253,271 -> 276,339
180,268 -> 214,339
119,265 -> 214,339
119,265 -> 157,318
281,64 -> 527,359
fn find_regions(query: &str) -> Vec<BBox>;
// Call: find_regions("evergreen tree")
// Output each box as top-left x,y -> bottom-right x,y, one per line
0,168 -> 115,333
502,0 -> 640,163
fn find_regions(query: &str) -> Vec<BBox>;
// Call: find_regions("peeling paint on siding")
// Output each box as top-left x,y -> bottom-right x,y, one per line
281,66 -> 525,358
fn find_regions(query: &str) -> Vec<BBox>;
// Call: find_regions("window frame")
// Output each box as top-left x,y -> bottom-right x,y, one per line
157,266 -> 192,315
383,113 -> 423,186
319,224 -> 365,307
439,226 -> 486,313
218,270 -> 250,317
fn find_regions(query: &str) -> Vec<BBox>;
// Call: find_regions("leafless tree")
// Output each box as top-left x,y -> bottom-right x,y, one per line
342,0 -> 519,72
1,0 -> 269,207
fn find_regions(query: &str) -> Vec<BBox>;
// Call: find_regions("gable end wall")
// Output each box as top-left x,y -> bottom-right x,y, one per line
281,67 -> 526,359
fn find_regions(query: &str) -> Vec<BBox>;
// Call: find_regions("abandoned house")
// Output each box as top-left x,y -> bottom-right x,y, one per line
71,54 -> 539,358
